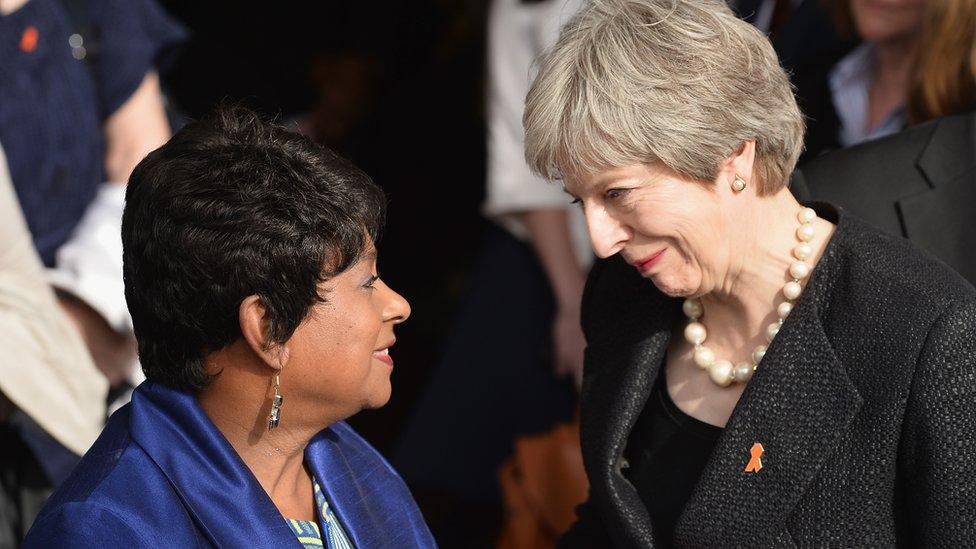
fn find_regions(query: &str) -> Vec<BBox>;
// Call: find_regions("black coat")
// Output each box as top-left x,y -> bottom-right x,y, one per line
793,109 -> 976,286
560,204 -> 976,547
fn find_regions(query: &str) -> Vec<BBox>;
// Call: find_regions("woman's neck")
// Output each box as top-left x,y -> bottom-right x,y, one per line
698,189 -> 833,356
201,394 -> 311,492
196,349 -> 335,520
867,37 -> 919,131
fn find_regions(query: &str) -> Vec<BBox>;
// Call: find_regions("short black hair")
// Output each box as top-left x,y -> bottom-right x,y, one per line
122,105 -> 386,392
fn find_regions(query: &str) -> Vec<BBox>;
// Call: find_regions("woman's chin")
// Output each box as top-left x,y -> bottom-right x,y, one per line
648,273 -> 697,299
363,383 -> 393,410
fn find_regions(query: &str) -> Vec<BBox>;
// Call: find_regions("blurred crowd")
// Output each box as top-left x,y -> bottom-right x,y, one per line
0,0 -> 973,547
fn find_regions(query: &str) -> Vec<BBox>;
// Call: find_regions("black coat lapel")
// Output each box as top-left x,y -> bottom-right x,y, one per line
580,258 -> 681,547
674,222 -> 863,547
896,112 -> 976,283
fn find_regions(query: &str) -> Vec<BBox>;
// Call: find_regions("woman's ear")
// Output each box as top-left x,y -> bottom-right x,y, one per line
721,139 -> 757,182
239,295 -> 289,371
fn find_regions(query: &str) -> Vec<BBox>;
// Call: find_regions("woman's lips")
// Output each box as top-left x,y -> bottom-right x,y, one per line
634,249 -> 666,273
373,348 -> 394,367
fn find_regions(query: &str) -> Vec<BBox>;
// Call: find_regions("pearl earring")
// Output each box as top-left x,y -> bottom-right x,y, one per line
731,175 -> 747,192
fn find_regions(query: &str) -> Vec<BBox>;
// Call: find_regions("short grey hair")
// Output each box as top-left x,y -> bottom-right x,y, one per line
523,0 -> 805,194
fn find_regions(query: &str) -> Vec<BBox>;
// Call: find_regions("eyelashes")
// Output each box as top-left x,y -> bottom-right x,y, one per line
568,188 -> 633,207
364,275 -> 380,289
605,188 -> 632,201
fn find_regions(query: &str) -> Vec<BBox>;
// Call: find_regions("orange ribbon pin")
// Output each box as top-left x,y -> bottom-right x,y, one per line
744,442 -> 764,473
20,26 -> 39,53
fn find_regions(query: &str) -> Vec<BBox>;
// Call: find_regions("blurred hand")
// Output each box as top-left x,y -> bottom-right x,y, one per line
519,208 -> 588,391
553,303 -> 586,390
57,292 -> 137,387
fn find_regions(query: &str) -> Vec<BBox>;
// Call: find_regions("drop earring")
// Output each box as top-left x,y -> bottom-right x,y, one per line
268,373 -> 283,431
731,175 -> 747,192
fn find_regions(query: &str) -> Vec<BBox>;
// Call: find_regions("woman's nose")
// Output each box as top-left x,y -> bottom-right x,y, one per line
381,281 -> 411,324
585,207 -> 629,258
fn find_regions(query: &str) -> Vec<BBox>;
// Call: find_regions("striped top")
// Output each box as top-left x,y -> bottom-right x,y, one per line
285,480 -> 355,549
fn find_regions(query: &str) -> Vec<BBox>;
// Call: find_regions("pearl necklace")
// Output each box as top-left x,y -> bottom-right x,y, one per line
682,207 -> 818,387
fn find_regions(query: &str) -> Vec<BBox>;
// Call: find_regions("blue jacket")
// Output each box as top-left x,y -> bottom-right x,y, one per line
24,382 -> 436,548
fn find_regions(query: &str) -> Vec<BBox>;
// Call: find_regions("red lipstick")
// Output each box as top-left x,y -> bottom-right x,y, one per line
633,249 -> 666,273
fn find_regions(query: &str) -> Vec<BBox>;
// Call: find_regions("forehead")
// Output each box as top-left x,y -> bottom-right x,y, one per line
561,163 -> 658,196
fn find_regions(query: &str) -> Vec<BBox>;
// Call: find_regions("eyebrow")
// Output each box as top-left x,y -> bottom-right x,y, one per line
562,176 -> 639,199
594,174 -> 644,189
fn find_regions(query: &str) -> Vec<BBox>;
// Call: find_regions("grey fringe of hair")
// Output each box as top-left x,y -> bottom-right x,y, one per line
523,0 -> 805,194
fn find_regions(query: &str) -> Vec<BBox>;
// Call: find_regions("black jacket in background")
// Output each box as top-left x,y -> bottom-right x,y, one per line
793,109 -> 976,285
559,204 -> 976,547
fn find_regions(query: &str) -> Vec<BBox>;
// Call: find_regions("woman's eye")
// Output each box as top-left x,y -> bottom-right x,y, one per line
570,197 -> 582,206
364,275 -> 380,289
605,188 -> 630,201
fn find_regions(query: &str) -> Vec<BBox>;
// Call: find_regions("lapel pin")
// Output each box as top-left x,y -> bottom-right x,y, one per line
744,442 -> 764,473
20,26 -> 39,53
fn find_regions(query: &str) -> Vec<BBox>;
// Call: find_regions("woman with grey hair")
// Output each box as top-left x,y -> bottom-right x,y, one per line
523,0 -> 976,546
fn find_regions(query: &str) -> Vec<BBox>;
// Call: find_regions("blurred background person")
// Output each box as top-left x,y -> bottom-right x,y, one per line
0,144 -> 107,545
794,0 -> 976,283
392,0 -> 588,545
0,0 -> 184,387
794,0 -> 927,161
24,106 -> 433,548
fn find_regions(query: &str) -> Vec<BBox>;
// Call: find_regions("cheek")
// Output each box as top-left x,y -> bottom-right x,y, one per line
331,316 -> 383,377
633,213 -> 717,268
628,186 -> 721,243
292,311 -> 382,387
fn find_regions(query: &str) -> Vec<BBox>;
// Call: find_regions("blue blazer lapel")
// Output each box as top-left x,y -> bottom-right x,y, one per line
129,383 -> 302,548
304,422 -> 436,548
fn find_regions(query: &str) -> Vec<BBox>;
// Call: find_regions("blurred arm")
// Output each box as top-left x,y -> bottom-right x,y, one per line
103,71 -> 170,184
484,0 -> 588,386
47,71 -> 169,384
522,209 -> 586,386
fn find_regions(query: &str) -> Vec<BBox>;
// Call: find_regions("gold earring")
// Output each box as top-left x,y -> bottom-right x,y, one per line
268,373 -> 283,431
731,175 -> 747,192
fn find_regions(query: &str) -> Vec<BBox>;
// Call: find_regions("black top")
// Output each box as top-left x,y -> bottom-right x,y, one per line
623,367 -> 722,548
558,203 -> 976,548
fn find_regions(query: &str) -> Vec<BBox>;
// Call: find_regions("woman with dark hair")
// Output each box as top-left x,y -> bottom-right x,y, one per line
23,106 -> 435,548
